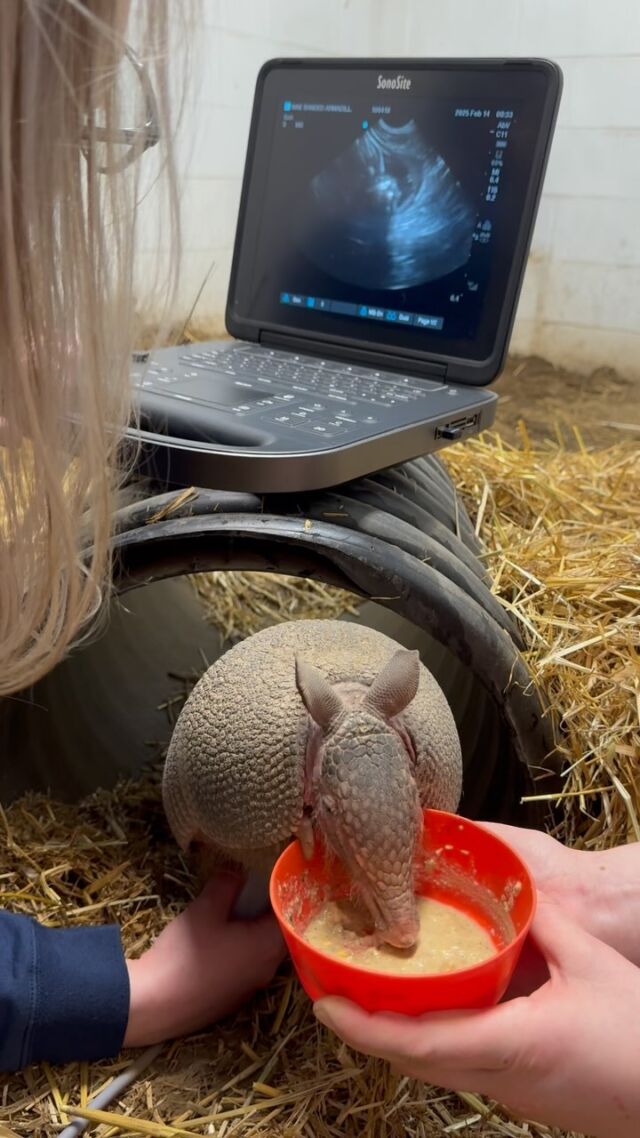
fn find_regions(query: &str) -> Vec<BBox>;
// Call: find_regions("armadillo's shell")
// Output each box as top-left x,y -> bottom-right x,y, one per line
163,618 -> 462,853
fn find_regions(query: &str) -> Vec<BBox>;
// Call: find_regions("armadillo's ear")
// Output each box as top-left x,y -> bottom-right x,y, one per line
364,649 -> 420,721
295,657 -> 343,732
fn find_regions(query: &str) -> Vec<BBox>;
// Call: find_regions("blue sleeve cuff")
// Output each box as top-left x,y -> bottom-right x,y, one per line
0,912 -> 130,1071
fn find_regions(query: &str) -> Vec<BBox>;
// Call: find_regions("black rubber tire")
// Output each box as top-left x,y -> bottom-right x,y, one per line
110,481 -> 560,829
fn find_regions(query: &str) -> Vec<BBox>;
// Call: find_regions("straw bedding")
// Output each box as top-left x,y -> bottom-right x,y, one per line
1,427 -> 638,1137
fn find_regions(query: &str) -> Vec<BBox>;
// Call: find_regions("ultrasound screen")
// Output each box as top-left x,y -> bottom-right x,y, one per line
229,64 -> 556,363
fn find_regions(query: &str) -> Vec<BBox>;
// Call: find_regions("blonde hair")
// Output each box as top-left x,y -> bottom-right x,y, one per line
0,0 -> 180,695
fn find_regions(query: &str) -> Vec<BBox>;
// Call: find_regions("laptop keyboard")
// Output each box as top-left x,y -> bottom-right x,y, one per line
172,344 -> 443,406
134,342 -> 448,442
208,344 -> 440,402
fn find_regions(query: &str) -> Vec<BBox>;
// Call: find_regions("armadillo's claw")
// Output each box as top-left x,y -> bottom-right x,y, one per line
296,814 -> 315,860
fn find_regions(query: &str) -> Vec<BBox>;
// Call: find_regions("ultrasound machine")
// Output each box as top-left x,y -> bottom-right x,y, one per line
131,58 -> 562,492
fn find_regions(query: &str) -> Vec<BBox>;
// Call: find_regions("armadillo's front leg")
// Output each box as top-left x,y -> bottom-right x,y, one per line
296,813 -> 315,860
225,842 -> 291,919
232,873 -> 272,919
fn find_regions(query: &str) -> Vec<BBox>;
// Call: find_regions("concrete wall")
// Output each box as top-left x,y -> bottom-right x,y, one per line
135,0 -> 640,379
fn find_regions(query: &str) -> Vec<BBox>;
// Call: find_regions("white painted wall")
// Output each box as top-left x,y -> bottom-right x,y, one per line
136,0 -> 640,379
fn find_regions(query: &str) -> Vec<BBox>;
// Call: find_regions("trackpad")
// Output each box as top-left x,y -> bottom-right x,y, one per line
137,389 -> 268,448
174,376 -> 265,409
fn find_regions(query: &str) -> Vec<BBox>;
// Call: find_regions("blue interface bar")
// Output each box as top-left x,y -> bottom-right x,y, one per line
279,292 -> 444,331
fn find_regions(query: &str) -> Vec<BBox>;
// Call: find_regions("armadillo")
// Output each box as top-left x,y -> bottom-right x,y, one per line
162,619 -> 462,948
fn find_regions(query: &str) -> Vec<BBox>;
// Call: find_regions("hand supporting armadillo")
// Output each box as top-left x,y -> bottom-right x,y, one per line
162,619 -> 462,948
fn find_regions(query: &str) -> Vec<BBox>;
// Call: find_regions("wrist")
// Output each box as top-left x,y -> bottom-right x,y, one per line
570,845 -> 640,966
124,956 -> 172,1048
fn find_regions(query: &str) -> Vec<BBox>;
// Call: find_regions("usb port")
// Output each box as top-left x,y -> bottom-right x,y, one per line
435,413 -> 480,441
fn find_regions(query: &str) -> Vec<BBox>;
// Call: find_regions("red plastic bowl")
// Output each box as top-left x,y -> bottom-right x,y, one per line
269,809 -> 536,1015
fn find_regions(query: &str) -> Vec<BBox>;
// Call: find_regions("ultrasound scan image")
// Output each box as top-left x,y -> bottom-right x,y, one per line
297,119 -> 475,291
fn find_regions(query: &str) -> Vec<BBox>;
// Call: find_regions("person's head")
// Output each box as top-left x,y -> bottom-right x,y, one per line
0,0 -> 179,695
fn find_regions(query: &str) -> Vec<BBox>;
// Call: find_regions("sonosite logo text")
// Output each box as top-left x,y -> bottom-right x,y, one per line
377,74 -> 412,90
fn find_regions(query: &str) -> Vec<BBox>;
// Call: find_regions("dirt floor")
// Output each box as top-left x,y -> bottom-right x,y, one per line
491,353 -> 639,447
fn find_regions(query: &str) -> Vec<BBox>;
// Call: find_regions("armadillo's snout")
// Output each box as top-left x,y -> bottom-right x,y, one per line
368,886 -> 420,949
383,914 -> 420,950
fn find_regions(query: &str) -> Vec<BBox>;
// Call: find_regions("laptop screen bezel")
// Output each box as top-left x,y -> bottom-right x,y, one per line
226,58 -> 562,387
